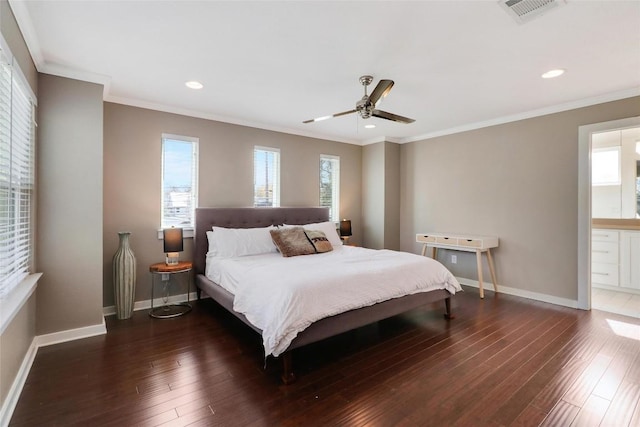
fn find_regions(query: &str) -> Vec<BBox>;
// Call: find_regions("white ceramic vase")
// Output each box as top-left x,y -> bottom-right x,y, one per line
113,232 -> 137,320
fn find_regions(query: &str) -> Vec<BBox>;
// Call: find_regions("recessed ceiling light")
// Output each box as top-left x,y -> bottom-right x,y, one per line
185,81 -> 204,89
364,124 -> 376,129
541,69 -> 565,79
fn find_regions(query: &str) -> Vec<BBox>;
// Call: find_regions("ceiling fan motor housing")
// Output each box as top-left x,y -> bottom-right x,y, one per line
356,96 -> 373,119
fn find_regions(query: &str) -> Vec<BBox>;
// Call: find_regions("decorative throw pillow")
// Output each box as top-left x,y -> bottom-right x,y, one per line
283,221 -> 342,247
270,227 -> 316,257
305,230 -> 333,253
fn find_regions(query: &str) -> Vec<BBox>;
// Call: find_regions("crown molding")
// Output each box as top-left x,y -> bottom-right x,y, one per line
402,87 -> 640,144
104,94 -> 363,146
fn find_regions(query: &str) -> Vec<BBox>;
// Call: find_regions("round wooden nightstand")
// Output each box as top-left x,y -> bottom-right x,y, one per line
149,261 -> 192,318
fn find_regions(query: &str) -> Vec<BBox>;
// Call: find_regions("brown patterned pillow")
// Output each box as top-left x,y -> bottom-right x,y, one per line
305,230 -> 333,253
270,227 -> 316,257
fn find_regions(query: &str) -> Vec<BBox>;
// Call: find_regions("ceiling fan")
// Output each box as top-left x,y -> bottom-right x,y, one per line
303,75 -> 415,124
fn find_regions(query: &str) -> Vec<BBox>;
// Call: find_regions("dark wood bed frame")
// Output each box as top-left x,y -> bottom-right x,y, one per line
194,207 -> 454,384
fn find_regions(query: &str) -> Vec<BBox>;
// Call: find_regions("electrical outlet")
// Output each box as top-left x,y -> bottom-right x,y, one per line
451,255 -> 457,264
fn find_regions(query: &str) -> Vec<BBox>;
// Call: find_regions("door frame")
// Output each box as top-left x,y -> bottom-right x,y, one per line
577,116 -> 640,310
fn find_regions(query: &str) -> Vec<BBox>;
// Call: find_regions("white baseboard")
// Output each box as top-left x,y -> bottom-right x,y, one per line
456,277 -> 579,309
1,317 -> 107,427
102,291 -> 200,317
0,339 -> 38,427
34,318 -> 107,348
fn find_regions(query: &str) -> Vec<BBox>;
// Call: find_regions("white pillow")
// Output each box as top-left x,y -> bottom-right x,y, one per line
285,221 -> 342,247
207,226 -> 277,258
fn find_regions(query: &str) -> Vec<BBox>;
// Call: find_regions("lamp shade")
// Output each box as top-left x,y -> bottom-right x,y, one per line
163,227 -> 184,253
340,219 -> 352,237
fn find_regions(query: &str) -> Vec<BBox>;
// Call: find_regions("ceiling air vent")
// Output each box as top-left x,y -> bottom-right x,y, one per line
499,0 -> 565,24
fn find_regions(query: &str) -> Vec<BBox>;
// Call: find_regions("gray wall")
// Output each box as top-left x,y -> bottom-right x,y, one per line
103,102 -> 362,307
384,142 -> 400,250
0,0 -> 37,411
0,296 -> 35,406
0,0 -> 36,92
362,143 -> 385,248
400,96 -> 640,301
36,74 -> 104,334
362,141 -> 400,250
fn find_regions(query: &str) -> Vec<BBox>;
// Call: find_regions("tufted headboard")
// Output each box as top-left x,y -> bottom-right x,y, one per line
194,207 -> 330,275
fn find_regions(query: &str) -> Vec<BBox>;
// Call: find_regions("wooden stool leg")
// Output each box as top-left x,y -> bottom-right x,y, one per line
431,247 -> 437,259
476,249 -> 484,299
487,248 -> 498,294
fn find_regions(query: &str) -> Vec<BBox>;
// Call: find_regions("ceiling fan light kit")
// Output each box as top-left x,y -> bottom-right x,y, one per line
303,75 -> 415,125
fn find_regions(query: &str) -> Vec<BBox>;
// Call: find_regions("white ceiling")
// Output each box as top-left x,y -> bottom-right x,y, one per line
9,0 -> 640,145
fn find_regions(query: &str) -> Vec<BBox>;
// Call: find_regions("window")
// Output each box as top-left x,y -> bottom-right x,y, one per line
254,146 -> 280,207
592,147 -> 621,186
320,154 -> 340,222
161,134 -> 198,228
0,43 -> 36,298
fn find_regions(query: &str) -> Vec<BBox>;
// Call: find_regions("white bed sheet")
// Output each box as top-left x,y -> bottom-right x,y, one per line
206,246 -> 462,357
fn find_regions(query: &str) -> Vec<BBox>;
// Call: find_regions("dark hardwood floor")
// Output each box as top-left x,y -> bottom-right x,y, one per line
10,286 -> 640,426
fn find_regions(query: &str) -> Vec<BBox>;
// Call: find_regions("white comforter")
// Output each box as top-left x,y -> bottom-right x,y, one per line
207,246 -> 462,357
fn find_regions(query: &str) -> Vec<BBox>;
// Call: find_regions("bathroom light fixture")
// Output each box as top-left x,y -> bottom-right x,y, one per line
185,81 -> 204,89
541,69 -> 565,79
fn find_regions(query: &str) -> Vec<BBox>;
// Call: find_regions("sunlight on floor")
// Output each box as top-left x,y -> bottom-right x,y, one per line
606,318 -> 640,341
592,288 -> 640,319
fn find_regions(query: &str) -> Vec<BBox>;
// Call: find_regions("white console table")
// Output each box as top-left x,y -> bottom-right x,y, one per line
416,232 -> 499,298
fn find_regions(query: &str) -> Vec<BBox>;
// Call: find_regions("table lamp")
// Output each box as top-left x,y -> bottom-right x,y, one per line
340,219 -> 352,244
163,227 -> 183,265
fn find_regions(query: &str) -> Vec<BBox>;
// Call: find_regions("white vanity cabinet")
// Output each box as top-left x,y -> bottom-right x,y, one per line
591,229 -> 619,287
619,230 -> 640,290
592,228 -> 640,292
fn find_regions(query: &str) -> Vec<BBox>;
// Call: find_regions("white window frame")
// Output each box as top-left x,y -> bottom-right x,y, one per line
319,154 -> 340,222
0,34 -> 40,333
253,146 -> 280,207
161,134 -> 199,230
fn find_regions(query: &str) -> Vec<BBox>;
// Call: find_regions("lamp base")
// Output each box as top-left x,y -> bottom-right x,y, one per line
165,253 -> 179,266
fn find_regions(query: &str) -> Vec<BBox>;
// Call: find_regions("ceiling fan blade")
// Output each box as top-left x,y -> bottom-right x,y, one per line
372,109 -> 415,124
368,79 -> 394,106
303,109 -> 356,124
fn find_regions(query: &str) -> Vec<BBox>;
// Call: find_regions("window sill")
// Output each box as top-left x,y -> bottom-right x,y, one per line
157,227 -> 194,239
0,273 -> 42,335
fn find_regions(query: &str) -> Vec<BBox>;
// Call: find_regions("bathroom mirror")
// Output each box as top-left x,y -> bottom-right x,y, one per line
591,128 -> 640,219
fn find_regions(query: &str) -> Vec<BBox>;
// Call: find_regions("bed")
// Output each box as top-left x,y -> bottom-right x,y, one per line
194,207 -> 461,384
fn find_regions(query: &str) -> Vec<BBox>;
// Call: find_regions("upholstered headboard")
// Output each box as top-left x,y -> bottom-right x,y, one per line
193,207 -> 330,275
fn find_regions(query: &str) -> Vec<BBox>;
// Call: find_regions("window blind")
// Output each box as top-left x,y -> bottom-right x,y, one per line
320,155 -> 340,221
161,134 -> 199,228
254,147 -> 280,207
0,47 -> 35,298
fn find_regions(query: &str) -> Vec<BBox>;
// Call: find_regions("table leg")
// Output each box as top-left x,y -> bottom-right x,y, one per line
431,246 -> 437,259
487,248 -> 498,293
150,273 -> 155,315
476,249 -> 484,299
421,244 -> 427,257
